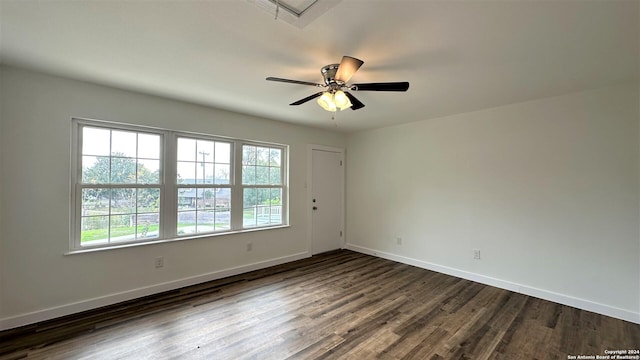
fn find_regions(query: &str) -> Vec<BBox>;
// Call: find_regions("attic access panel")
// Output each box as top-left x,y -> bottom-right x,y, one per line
273,0 -> 317,15
250,0 -> 341,28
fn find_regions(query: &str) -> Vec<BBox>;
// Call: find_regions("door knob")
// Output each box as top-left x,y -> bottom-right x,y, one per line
312,206 -> 318,210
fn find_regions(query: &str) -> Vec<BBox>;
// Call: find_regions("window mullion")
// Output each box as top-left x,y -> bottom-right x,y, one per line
163,132 -> 178,239
231,141 -> 244,230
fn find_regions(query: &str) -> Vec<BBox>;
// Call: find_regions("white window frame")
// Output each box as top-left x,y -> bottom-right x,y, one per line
174,134 -> 234,236
240,142 -> 287,229
70,118 -> 289,252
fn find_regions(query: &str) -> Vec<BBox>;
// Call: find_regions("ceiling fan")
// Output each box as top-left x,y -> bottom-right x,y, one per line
266,56 -> 409,112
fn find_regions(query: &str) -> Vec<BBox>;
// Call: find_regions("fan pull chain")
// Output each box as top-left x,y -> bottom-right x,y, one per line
274,0 -> 280,20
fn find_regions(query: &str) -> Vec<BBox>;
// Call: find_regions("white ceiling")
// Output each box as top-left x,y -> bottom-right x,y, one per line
1,0 -> 638,133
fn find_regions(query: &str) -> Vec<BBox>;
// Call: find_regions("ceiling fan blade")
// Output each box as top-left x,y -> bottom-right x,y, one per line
350,82 -> 410,92
290,91 -> 324,106
335,56 -> 364,84
266,77 -> 324,87
344,92 -> 365,110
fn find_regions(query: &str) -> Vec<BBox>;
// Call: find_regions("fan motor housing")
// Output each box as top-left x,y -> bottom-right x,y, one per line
321,64 -> 343,86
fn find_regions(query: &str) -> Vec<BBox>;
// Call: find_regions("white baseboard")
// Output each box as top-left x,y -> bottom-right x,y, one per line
345,243 -> 640,325
0,252 -> 310,331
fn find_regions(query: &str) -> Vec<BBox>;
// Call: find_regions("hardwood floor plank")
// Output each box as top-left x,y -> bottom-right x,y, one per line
1,250 -> 638,359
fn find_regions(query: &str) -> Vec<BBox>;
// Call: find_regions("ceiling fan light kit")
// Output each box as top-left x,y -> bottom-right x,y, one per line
266,55 -> 409,114
317,90 -> 352,112
333,91 -> 352,109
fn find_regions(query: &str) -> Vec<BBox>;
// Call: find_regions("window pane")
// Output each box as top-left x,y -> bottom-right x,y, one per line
243,209 -> 257,227
215,164 -> 230,184
110,157 -> 136,183
110,214 -> 134,243
177,162 -> 196,184
83,127 -> 111,156
196,140 -> 214,163
81,215 -> 109,245
257,188 -> 269,205
269,167 -> 281,185
178,188 -> 197,210
177,138 -> 196,161
216,188 -> 231,210
138,188 -> 160,213
242,187 -> 283,228
136,215 -> 159,240
215,208 -> 231,230
82,188 -> 109,215
111,130 -> 137,157
198,188 -> 213,209
177,211 -> 196,235
243,188 -> 257,228
196,162 -> 214,184
138,133 -> 160,159
242,165 -> 256,185
269,148 -> 281,166
243,145 -> 256,165
270,188 -> 282,205
257,147 -> 269,165
215,142 -> 230,163
137,159 -> 160,184
111,188 -> 136,214
270,188 -> 282,223
197,211 -> 215,233
243,188 -> 257,206
82,156 -> 110,184
256,166 -> 270,185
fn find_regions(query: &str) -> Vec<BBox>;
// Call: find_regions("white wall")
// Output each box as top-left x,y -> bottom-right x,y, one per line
0,66 -> 346,329
346,82 -> 640,323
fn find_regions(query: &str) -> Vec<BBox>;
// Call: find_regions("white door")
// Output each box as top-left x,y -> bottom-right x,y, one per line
311,148 -> 344,255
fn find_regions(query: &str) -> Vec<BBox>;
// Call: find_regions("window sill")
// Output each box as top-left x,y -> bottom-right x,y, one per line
65,225 -> 291,255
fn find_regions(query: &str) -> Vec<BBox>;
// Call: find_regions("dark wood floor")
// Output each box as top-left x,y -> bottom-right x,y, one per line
1,250 -> 638,359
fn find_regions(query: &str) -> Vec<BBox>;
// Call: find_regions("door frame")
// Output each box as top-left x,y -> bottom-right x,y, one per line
307,144 -> 345,256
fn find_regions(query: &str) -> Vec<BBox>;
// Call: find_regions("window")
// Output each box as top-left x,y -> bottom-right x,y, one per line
77,126 -> 162,247
71,119 -> 288,251
176,137 -> 232,235
242,145 -> 283,228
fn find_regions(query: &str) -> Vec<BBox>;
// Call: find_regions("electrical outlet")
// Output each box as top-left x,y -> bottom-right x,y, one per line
155,256 -> 164,268
396,237 -> 403,245
246,242 -> 253,252
473,249 -> 481,260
